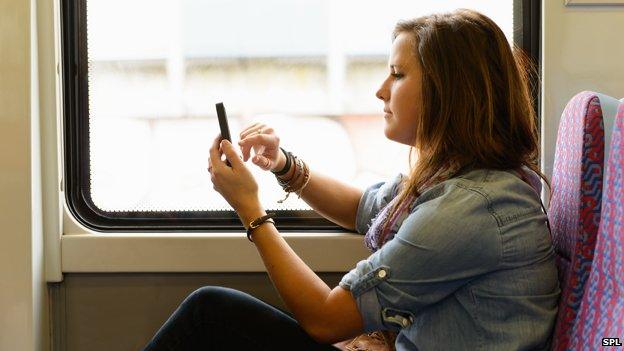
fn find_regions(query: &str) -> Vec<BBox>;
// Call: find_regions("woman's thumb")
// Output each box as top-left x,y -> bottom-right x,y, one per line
253,155 -> 272,170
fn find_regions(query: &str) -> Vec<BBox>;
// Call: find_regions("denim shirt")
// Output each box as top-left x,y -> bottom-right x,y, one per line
339,168 -> 560,351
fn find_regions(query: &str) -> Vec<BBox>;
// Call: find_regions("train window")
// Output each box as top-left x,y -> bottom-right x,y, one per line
61,0 -> 540,232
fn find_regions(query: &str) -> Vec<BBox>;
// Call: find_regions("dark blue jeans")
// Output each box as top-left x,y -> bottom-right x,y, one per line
142,286 -> 341,351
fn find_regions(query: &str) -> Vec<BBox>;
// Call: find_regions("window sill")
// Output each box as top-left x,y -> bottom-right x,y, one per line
61,232 -> 371,273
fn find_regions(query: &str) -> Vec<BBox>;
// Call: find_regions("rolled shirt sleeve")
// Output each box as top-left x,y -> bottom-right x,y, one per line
340,182 -> 502,332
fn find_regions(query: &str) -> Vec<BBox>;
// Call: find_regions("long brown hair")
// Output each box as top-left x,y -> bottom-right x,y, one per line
380,9 -> 549,241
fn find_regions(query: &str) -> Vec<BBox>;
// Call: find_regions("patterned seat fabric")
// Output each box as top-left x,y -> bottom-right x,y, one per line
549,91 -> 607,351
570,103 -> 624,350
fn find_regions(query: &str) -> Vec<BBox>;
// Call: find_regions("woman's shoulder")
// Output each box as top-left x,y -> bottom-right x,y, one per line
397,168 -> 546,252
396,172 -> 503,260
413,168 -> 545,227
426,167 -> 541,199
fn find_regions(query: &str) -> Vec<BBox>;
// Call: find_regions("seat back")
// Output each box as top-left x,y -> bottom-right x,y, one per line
549,91 -> 610,350
570,103 -> 624,350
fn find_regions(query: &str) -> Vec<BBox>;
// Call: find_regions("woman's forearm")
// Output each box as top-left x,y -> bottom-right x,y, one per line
275,152 -> 363,231
238,207 -> 332,341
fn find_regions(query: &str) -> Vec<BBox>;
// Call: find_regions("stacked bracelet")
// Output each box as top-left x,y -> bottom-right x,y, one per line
275,152 -> 311,203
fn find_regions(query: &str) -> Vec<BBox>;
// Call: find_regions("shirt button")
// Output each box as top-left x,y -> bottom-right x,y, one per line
402,318 -> 410,327
377,269 -> 387,278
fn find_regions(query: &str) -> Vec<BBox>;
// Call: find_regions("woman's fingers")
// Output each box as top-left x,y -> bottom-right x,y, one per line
209,134 -> 224,172
239,124 -> 275,139
238,133 -> 278,161
259,127 -> 274,134
253,154 -> 273,170
239,123 -> 265,140
238,123 -> 259,139
219,140 -> 244,169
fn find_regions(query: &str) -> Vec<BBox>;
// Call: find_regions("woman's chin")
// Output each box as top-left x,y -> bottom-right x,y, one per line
384,128 -> 415,146
383,126 -> 395,142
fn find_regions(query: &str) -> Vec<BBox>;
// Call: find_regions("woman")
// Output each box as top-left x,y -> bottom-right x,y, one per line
143,9 -> 559,351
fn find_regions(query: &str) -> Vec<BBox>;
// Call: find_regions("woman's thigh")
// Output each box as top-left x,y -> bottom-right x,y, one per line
142,285 -> 340,351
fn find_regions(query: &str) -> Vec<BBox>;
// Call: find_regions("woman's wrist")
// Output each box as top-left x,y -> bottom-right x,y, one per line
238,205 -> 267,230
271,149 -> 287,172
271,148 -> 290,174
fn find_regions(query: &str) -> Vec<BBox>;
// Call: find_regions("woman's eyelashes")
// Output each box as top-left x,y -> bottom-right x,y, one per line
391,72 -> 404,79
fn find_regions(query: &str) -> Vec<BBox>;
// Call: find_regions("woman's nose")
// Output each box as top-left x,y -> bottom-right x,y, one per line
376,85 -> 388,101
376,76 -> 391,101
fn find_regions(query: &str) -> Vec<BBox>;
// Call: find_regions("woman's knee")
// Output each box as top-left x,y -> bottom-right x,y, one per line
182,286 -> 255,316
187,285 -> 233,301
184,286 -> 238,309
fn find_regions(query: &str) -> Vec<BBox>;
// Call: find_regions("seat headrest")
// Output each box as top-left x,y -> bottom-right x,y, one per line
595,93 -> 621,162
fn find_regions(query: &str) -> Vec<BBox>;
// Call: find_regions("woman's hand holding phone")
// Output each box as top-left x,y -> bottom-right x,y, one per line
208,134 -> 264,221
238,123 -> 287,172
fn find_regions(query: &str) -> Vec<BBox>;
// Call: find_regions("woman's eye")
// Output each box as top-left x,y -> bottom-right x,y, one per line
391,72 -> 403,79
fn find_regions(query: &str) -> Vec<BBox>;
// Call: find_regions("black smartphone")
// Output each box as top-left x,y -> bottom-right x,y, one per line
215,102 -> 232,166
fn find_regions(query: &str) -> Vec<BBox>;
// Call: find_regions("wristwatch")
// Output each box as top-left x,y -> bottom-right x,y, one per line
246,212 -> 276,242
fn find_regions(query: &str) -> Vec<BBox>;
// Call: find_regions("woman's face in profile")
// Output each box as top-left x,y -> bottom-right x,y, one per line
376,32 -> 423,146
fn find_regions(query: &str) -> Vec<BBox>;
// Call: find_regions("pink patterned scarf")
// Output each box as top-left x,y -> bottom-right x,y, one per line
363,192 -> 413,253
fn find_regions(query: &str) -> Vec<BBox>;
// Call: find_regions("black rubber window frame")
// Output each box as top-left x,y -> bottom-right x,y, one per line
61,0 -> 541,232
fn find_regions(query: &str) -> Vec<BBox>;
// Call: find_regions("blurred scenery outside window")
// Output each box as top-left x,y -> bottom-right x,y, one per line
87,0 -> 513,212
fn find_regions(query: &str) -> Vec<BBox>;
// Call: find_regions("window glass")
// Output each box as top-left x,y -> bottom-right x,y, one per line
86,0 -> 514,212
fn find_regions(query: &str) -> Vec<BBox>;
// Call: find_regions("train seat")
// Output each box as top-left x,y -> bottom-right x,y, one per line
569,102 -> 624,349
548,91 -> 619,350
